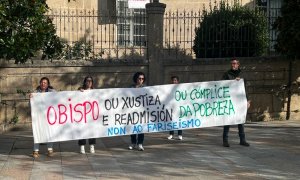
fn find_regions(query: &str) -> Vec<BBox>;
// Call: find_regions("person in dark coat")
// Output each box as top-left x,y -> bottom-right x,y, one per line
222,58 -> 251,147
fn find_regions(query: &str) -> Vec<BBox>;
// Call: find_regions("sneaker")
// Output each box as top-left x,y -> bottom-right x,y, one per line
80,145 -> 85,154
128,144 -> 135,150
47,150 -> 54,157
138,144 -> 144,151
32,151 -> 39,158
167,135 -> 173,140
240,141 -> 250,147
90,145 -> 95,153
178,135 -> 183,140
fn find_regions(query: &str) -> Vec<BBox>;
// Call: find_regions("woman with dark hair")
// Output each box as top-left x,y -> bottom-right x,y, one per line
31,77 -> 56,158
128,72 -> 146,151
78,76 -> 97,154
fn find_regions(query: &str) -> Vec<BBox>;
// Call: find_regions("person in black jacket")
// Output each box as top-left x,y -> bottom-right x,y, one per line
222,58 -> 250,147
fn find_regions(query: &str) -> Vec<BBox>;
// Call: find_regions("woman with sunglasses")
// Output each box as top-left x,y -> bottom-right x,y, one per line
128,72 -> 146,151
78,76 -> 97,154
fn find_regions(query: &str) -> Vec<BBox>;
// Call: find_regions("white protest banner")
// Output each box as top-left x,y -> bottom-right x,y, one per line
128,0 -> 150,9
31,79 -> 248,143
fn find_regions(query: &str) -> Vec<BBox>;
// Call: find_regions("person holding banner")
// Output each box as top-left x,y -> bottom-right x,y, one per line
128,72 -> 146,151
222,58 -> 251,147
167,76 -> 183,140
78,76 -> 97,154
31,77 -> 56,158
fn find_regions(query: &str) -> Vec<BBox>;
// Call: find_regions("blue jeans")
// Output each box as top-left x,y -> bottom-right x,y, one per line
169,130 -> 182,135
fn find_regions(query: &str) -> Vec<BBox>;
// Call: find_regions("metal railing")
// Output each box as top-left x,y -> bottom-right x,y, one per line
48,1 -> 281,60
163,2 -> 281,59
47,9 -> 147,60
163,10 -> 201,59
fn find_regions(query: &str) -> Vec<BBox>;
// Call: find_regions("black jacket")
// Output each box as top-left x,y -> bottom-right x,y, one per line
222,69 -> 242,80
222,68 -> 249,100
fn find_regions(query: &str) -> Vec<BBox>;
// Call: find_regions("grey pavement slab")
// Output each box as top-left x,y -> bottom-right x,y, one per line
0,120 -> 299,179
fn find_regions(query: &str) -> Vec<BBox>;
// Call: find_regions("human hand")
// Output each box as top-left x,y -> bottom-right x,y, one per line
247,100 -> 251,109
235,77 -> 241,81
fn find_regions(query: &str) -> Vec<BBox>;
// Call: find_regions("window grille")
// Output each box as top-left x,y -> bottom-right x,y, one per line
116,0 -> 147,46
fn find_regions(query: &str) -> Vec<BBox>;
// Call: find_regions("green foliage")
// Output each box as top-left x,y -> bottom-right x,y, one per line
193,1 -> 268,58
273,0 -> 300,58
56,29 -> 103,60
59,39 -> 94,60
71,40 -> 93,59
10,114 -> 19,124
0,0 -> 63,63
16,89 -> 31,97
41,28 -> 64,60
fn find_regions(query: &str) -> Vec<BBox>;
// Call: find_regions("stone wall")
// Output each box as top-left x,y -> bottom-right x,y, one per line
1,57 -> 299,132
163,57 -> 300,121
0,59 -> 148,131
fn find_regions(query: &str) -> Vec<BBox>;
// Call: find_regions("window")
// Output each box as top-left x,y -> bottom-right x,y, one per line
116,0 -> 147,46
98,0 -> 116,24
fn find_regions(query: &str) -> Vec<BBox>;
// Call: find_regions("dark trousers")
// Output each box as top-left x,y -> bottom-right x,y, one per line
78,138 -> 96,146
169,130 -> 182,135
223,124 -> 246,142
130,134 -> 144,144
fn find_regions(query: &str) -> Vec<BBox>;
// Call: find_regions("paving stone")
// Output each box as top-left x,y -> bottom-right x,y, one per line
0,120 -> 299,179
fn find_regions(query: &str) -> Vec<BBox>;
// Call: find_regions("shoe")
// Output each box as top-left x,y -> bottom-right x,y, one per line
90,145 -> 95,153
128,144 -> 135,150
167,135 -> 173,140
32,151 -> 39,158
178,135 -> 183,140
223,141 -> 230,147
47,150 -> 54,157
240,141 -> 250,146
138,144 -> 144,151
80,145 -> 85,154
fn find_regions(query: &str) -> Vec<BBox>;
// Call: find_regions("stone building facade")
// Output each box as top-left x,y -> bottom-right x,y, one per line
46,0 -> 254,11
1,57 -> 300,132
45,0 -> 255,59
1,0 -> 296,132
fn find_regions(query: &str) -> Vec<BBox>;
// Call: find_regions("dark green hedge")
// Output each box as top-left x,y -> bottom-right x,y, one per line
273,0 -> 300,58
193,2 -> 268,58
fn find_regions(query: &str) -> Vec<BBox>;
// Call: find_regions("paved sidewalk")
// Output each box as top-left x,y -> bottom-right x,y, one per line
0,120 -> 300,180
